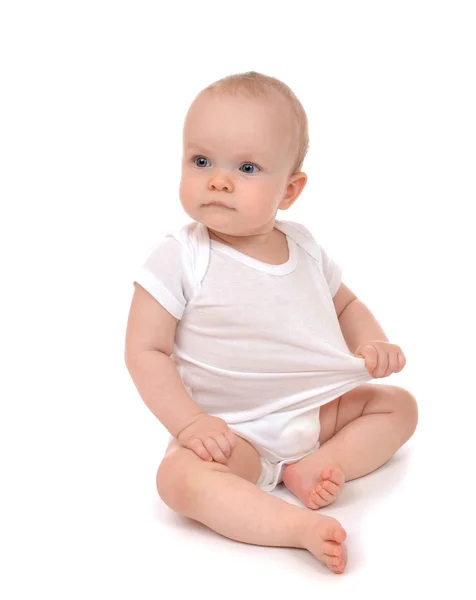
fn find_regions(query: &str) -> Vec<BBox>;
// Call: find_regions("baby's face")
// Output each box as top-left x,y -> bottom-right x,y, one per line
180,91 -> 302,236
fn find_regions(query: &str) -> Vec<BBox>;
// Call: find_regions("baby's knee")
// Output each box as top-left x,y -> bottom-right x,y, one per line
393,388 -> 418,441
156,447 -> 192,511
400,389 -> 418,432
156,444 -> 225,512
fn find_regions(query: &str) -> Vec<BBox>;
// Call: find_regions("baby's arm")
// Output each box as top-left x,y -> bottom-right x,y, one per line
124,283 -> 204,438
334,282 -> 389,355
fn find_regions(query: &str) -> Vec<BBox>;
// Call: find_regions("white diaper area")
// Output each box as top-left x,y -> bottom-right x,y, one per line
255,445 -> 320,492
227,404 -> 322,492
224,369 -> 374,493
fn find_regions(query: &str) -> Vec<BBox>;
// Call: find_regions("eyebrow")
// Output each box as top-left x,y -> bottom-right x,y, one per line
185,143 -> 268,160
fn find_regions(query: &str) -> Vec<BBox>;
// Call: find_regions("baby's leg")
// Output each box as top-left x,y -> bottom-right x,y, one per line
283,384 -> 418,509
156,436 -> 347,574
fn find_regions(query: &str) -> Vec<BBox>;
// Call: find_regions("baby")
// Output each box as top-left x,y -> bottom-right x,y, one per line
125,71 -> 418,575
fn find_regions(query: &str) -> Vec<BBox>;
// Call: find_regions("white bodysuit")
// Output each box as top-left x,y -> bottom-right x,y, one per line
133,219 -> 373,491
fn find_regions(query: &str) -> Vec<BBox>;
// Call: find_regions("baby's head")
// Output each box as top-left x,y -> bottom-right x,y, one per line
179,71 -> 309,237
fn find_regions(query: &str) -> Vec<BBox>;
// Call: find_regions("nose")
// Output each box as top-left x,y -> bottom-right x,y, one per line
208,172 -> 233,192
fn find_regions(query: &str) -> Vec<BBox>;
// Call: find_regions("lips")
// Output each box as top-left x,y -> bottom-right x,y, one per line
204,201 -> 232,209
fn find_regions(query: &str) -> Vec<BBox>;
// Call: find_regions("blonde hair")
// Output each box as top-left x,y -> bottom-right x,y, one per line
200,71 -> 309,175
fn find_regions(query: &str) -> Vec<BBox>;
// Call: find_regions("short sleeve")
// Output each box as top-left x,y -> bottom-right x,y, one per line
288,221 -> 342,297
133,236 -> 187,320
318,243 -> 342,298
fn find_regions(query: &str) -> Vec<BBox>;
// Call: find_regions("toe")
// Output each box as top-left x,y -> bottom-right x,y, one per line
333,561 -> 346,574
325,467 -> 345,485
312,485 -> 334,502
335,527 -> 347,543
333,468 -> 345,486
322,519 -> 347,543
325,554 -> 342,567
323,541 -> 342,556
328,555 -> 346,574
307,491 -> 326,509
333,546 -> 347,573
321,479 -> 340,495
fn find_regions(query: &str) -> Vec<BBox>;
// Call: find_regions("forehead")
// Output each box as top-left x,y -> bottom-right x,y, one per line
183,92 -> 293,152
185,141 -> 270,161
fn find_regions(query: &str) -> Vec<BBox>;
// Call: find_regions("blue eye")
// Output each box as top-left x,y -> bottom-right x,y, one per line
194,156 -> 211,168
192,156 -> 260,173
240,163 -> 260,174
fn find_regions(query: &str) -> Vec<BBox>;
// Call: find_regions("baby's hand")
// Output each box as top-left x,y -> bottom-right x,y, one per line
177,414 -> 237,464
355,340 -> 406,378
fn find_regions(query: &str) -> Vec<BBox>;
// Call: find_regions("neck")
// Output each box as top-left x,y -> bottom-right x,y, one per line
208,225 -> 278,249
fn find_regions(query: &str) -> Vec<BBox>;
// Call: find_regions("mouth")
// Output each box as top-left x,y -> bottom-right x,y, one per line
203,202 -> 234,209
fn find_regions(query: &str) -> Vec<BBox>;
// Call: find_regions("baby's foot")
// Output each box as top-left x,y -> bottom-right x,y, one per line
307,467 -> 345,509
283,464 -> 345,509
301,513 -> 347,574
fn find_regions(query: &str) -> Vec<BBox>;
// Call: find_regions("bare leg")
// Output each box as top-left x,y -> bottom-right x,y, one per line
157,446 -> 348,573
283,384 -> 418,509
302,411 -> 413,481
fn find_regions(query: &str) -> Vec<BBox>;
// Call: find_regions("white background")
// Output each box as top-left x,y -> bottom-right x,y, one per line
1,1 -> 475,597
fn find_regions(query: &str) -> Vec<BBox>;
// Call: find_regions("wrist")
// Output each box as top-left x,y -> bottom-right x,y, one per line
175,411 -> 206,438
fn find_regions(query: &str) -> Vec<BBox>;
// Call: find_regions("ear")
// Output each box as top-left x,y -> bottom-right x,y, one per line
279,172 -> 308,210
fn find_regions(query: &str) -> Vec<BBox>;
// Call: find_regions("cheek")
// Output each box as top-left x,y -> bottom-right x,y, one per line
244,179 -> 281,212
179,174 -> 196,204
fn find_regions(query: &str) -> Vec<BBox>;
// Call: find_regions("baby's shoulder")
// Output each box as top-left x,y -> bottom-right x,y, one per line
275,219 -> 320,258
276,219 -> 316,239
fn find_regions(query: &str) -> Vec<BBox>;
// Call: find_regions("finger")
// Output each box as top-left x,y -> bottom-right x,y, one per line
397,351 -> 406,371
188,438 -> 213,462
202,437 -> 228,464
362,345 -> 378,374
214,433 -> 232,458
225,430 -> 237,450
374,347 -> 388,378
385,350 -> 400,377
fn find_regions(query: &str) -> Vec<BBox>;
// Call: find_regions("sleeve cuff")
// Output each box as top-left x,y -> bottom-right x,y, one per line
328,265 -> 342,298
133,268 -> 185,320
